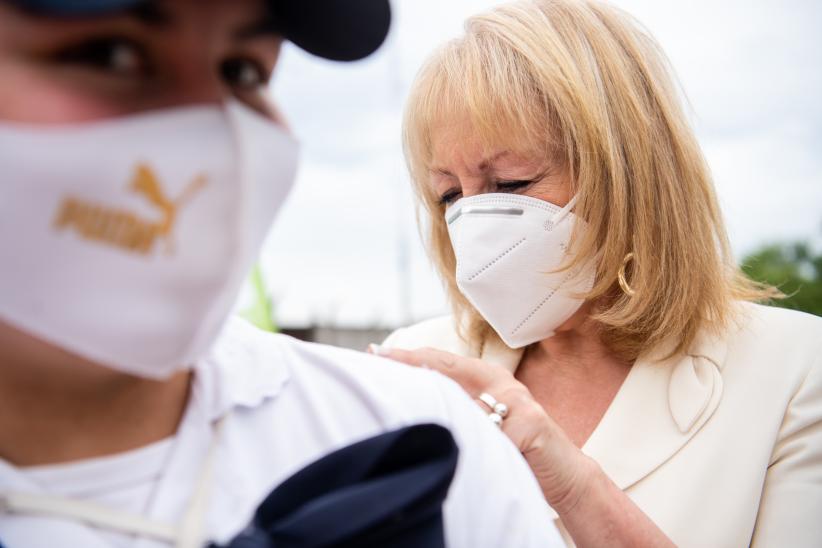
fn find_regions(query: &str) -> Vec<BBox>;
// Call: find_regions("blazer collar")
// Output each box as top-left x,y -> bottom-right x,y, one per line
481,330 -> 728,491
479,335 -> 524,372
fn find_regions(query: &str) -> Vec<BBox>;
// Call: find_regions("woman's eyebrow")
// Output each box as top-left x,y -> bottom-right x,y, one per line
431,168 -> 455,177
478,151 -> 512,171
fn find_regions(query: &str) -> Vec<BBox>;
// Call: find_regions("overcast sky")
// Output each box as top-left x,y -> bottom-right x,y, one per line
255,0 -> 822,329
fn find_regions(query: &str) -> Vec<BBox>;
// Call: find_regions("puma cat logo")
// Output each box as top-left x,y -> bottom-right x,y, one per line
53,164 -> 207,256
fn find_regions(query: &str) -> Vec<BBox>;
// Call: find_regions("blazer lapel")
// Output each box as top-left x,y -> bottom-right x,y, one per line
478,329 -> 728,492
480,335 -> 523,373
582,332 -> 728,490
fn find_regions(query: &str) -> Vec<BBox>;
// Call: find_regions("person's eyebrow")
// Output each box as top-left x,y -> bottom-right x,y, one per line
233,16 -> 282,41
430,151 -> 514,177
120,2 -> 280,41
431,168 -> 455,177
478,151 -> 512,171
123,0 -> 174,27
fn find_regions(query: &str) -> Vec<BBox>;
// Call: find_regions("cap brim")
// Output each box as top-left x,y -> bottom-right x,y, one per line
270,0 -> 392,62
11,0 -> 392,62
10,0 -> 142,15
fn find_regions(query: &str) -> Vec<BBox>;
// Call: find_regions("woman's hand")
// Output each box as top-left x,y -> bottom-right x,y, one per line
370,344 -> 676,548
368,345 -> 593,513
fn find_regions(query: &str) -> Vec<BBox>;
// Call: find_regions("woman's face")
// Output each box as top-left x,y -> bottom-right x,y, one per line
429,123 -> 571,209
0,0 -> 284,124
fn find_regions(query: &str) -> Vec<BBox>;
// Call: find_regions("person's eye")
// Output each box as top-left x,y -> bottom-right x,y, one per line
438,189 -> 462,206
495,180 -> 534,193
220,57 -> 269,91
52,37 -> 149,77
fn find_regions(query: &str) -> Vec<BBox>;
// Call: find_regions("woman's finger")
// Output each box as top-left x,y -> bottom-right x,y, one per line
368,345 -> 471,375
366,344 -> 427,367
368,344 -> 504,398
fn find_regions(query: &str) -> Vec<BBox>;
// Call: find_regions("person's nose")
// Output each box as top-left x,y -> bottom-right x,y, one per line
165,59 -> 229,107
140,41 -> 233,111
459,177 -> 487,198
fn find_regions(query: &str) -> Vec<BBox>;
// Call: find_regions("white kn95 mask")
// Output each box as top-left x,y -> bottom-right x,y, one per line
0,100 -> 299,379
445,193 -> 596,348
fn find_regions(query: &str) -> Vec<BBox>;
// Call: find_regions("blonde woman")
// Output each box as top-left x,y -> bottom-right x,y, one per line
368,0 -> 822,546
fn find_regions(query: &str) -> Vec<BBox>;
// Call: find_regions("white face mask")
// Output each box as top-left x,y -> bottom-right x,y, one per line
446,193 -> 595,349
0,100 -> 299,379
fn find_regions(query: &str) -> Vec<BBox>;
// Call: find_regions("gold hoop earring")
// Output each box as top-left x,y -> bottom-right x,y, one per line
618,252 -> 636,297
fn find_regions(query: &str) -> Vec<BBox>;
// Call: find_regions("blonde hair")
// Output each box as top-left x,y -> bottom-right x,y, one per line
403,0 -> 777,360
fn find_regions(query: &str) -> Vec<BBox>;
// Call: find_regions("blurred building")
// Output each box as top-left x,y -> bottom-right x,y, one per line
280,326 -> 394,351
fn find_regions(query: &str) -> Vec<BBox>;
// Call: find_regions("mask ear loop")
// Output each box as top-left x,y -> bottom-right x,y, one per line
547,194 -> 588,285
552,195 -> 578,225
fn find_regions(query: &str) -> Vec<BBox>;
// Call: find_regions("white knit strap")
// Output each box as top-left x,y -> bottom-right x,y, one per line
0,416 -> 229,547
176,415 -> 227,548
0,491 -> 177,541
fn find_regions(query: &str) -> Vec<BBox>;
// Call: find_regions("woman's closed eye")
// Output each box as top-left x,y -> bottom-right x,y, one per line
495,179 -> 535,194
438,179 -> 536,206
438,188 -> 462,206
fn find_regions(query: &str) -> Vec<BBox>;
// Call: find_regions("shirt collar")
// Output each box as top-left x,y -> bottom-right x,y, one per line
196,317 -> 292,422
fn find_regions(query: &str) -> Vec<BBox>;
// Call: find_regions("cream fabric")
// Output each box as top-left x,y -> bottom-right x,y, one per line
383,303 -> 822,547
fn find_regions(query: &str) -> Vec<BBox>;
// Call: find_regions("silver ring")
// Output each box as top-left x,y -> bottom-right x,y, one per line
479,392 -> 509,424
488,412 -> 503,427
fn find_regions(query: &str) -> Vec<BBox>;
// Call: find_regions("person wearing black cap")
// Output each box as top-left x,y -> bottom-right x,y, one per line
0,1 -> 563,547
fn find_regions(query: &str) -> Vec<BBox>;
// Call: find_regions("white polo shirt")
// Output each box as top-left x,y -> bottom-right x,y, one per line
0,318 -> 562,547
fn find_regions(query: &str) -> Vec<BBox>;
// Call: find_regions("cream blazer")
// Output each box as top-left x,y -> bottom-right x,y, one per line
383,303 -> 822,547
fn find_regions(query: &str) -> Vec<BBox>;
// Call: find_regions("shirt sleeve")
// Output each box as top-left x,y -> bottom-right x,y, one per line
752,355 -> 822,547
432,373 -> 566,548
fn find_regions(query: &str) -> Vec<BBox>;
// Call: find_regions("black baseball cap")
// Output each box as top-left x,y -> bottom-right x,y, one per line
7,0 -> 392,62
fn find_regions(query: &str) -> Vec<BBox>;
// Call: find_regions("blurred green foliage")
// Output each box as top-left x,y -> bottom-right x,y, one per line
239,264 -> 278,332
742,242 -> 822,316
235,244 -> 822,331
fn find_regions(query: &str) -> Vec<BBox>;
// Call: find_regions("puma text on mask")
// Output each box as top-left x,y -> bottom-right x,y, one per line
446,194 -> 595,349
0,101 -> 299,379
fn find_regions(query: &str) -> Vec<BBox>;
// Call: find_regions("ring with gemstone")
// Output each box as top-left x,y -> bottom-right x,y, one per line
479,392 -> 509,425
